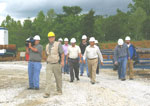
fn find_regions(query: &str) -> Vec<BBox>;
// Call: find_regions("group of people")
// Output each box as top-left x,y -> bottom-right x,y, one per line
25,31 -> 137,98
114,36 -> 137,81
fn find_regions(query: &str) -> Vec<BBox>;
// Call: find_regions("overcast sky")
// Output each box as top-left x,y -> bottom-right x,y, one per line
0,0 -> 132,24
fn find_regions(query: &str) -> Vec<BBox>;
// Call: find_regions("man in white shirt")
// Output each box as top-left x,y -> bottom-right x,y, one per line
66,38 -> 82,82
83,37 -> 103,84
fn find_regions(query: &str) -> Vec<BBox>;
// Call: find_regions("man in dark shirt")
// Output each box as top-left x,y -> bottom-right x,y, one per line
79,35 -> 89,77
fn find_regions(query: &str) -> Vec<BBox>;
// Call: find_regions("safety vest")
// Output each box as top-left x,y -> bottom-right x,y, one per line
46,41 -> 60,63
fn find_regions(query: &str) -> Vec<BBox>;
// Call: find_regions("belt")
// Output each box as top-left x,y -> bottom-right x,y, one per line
69,58 -> 78,60
47,62 -> 59,64
29,60 -> 41,62
88,58 -> 97,60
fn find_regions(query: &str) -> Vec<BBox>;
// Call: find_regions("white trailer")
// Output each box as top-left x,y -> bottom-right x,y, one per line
0,27 -> 8,54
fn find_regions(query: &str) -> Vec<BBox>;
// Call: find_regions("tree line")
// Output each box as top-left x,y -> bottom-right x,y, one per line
1,0 -> 150,48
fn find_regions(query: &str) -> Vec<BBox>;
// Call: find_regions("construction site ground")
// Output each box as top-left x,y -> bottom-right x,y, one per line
0,61 -> 150,106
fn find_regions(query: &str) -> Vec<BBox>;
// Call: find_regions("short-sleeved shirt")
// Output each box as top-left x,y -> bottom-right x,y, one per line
62,44 -> 69,56
68,45 -> 81,59
29,44 -> 43,62
79,42 -> 88,55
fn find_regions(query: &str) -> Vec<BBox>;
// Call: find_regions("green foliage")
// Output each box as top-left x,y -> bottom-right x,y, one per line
1,2 -> 150,51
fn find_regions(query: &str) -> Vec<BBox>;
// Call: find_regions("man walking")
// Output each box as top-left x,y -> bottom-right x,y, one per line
125,36 -> 137,80
66,38 -> 82,82
83,37 -> 103,84
114,39 -> 130,81
62,38 -> 70,74
79,35 -> 89,77
44,32 -> 64,98
26,35 -> 43,90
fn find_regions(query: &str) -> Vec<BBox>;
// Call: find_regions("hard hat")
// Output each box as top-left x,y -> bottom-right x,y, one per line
34,35 -> 40,40
95,40 -> 98,44
70,38 -> 76,43
125,36 -> 131,41
89,37 -> 95,42
118,39 -> 124,45
82,35 -> 87,39
48,32 -> 55,37
64,38 -> 69,42
58,38 -> 63,42
26,38 -> 30,41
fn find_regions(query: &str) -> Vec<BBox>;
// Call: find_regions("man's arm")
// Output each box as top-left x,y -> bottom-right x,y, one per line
83,47 -> 87,64
26,47 -> 29,54
97,47 -> 104,65
58,43 -> 64,67
29,43 -> 38,52
114,46 -> 118,64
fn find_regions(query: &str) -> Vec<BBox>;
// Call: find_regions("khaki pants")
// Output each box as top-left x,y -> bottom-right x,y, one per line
45,63 -> 62,95
87,58 -> 98,83
126,60 -> 134,79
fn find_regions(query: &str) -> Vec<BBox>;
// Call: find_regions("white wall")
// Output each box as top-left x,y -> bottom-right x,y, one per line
0,28 -> 8,54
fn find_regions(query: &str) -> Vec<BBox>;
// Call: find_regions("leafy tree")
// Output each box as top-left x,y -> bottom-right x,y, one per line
63,6 -> 82,15
81,9 -> 95,37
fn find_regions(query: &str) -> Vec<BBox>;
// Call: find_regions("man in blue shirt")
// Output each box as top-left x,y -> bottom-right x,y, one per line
125,36 -> 137,80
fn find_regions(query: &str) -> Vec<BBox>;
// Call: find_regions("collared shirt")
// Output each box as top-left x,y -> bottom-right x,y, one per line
68,45 -> 81,59
62,44 -> 69,56
83,45 -> 103,62
114,43 -> 130,62
29,44 -> 43,61
127,43 -> 131,48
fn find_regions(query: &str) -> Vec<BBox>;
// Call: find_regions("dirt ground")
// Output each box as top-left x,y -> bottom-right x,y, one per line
0,61 -> 150,106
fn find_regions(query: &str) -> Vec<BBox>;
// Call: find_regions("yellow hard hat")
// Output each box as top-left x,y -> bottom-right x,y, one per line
48,32 -> 55,37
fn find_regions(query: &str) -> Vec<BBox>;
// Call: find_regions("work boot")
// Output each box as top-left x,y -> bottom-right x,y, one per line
129,78 -> 134,80
80,74 -> 83,76
70,80 -> 73,83
90,81 -> 95,85
27,87 -> 34,90
121,78 -> 126,81
34,88 -> 40,90
55,91 -> 62,95
43,94 -> 50,98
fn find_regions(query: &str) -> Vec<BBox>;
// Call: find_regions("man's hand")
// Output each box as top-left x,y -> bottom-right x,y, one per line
61,61 -> 64,67
128,57 -> 130,60
66,60 -> 68,64
114,61 -> 118,65
28,43 -> 32,49
101,62 -> 104,66
83,60 -> 86,64
79,59 -> 82,63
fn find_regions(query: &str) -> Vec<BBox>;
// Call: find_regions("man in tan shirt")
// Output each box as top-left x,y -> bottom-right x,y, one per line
44,32 -> 64,98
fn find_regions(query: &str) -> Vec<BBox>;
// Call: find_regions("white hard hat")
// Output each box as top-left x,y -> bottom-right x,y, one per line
125,36 -> 131,41
70,38 -> 76,43
95,40 -> 98,44
26,38 -> 30,41
89,37 -> 95,42
118,39 -> 124,45
82,35 -> 87,39
58,38 -> 63,42
64,38 -> 69,42
34,35 -> 40,40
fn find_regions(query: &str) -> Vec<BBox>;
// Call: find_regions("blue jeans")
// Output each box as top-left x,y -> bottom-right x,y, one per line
80,57 -> 89,76
118,57 -> 127,79
63,56 -> 70,74
28,61 -> 42,88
